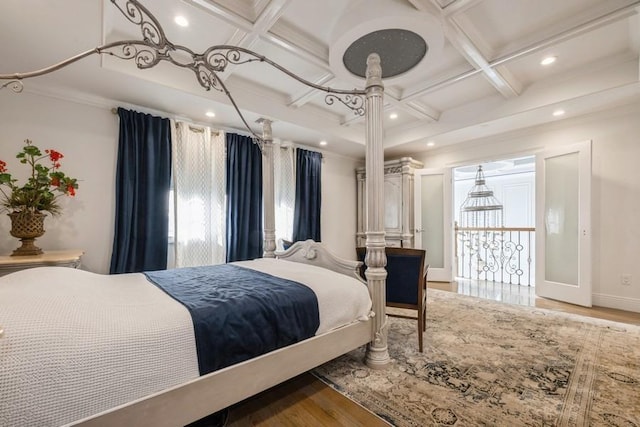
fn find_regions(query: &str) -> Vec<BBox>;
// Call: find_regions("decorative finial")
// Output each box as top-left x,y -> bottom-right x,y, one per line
256,118 -> 273,141
365,53 -> 382,88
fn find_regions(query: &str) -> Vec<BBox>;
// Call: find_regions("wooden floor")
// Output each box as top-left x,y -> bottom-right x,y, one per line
429,280 -> 640,325
222,281 -> 640,426
226,373 -> 391,427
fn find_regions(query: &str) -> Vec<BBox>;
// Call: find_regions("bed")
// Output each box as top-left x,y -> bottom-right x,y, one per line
0,241 -> 373,426
0,1 -> 391,426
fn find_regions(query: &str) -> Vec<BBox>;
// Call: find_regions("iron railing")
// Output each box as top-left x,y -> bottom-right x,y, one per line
455,226 -> 535,286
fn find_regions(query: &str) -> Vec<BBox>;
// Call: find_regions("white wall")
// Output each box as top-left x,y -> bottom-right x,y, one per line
8,91 -> 636,311
320,152 -> 359,260
0,92 -> 118,273
409,102 -> 640,312
0,91 -> 360,272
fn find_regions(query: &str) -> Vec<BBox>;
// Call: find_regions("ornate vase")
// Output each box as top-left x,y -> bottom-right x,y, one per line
8,210 -> 47,256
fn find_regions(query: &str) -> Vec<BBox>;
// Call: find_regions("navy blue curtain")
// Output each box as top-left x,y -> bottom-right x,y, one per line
226,133 -> 263,262
292,148 -> 322,242
109,108 -> 172,274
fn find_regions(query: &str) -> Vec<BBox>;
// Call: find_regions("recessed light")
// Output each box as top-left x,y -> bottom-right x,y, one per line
426,141 -> 435,147
319,140 -> 328,146
205,111 -> 216,118
552,109 -> 565,117
389,113 -> 398,120
540,56 -> 557,66
174,16 -> 189,27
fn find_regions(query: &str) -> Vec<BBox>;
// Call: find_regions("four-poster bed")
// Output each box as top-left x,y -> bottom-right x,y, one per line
0,1 -> 391,425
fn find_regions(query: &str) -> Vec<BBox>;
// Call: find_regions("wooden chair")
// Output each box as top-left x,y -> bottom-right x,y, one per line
356,247 -> 428,352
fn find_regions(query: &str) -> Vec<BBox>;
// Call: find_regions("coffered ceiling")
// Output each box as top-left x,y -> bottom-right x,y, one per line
1,0 -> 639,158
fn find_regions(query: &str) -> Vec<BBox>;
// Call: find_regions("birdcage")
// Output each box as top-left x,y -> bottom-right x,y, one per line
459,165 -> 503,228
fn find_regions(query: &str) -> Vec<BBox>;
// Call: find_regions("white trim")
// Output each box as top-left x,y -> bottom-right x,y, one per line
414,167 -> 453,282
592,293 -> 640,314
535,140 -> 592,307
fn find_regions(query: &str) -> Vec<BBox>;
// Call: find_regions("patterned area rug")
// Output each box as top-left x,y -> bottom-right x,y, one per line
313,289 -> 640,426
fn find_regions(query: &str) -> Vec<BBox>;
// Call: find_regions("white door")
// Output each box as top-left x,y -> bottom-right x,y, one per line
535,141 -> 592,306
414,168 -> 453,282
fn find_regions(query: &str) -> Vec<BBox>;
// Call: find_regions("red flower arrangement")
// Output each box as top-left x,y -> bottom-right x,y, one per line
0,139 -> 79,216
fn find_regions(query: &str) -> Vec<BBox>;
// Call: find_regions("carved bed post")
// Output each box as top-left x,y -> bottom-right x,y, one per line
259,118 -> 277,258
363,53 -> 391,369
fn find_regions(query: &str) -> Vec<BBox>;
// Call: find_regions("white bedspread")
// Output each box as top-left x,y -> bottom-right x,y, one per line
235,258 -> 371,334
0,261 -> 371,426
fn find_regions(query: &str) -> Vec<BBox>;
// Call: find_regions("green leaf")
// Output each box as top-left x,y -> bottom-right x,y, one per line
0,173 -> 12,184
23,145 -> 41,157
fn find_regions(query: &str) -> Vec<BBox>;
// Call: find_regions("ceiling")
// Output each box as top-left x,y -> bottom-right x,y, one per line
1,0 -> 639,158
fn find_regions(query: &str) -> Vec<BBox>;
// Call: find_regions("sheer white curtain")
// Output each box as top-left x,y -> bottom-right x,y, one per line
274,141 -> 296,248
171,121 -> 226,267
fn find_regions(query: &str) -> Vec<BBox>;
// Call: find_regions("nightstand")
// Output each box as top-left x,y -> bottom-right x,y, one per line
0,249 -> 84,277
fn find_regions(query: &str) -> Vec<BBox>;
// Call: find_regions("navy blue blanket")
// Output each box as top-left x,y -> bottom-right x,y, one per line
144,264 -> 320,375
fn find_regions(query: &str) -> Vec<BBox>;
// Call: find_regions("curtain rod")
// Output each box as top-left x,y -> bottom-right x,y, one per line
111,107 -> 222,135
111,107 -> 322,156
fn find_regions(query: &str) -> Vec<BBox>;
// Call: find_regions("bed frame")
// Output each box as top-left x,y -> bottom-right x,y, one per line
73,240 -> 372,426
0,1 -> 391,425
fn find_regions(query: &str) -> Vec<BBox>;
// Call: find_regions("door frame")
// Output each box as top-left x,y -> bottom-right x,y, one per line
535,140 -> 592,306
414,168 -> 453,282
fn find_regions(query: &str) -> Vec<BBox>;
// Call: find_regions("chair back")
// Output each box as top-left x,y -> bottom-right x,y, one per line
356,247 -> 426,306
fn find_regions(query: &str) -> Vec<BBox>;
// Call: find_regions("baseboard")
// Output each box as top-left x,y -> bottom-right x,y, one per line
592,293 -> 640,313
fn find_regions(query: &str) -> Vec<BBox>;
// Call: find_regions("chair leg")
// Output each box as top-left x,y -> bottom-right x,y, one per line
418,307 -> 424,353
423,304 -> 427,331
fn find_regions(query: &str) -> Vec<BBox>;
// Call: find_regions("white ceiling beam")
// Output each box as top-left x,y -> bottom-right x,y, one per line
341,93 -> 440,126
227,0 -> 292,48
288,73 -> 335,108
226,28 -> 252,46
407,0 -> 520,98
385,63 -> 640,149
287,68 -> 438,116
385,97 -> 439,122
492,0 -> 640,61
207,0 -> 293,81
222,0 -> 292,59
192,1 -> 442,124
253,0 -> 272,17
440,0 -> 485,17
427,0 -> 521,98
448,20 -> 522,97
184,0 -> 260,82
188,1 -> 341,124
491,1 -> 640,66
225,0 -> 293,49
262,32 -> 328,69
405,0 -> 430,12
403,0 -> 640,103
407,0 -> 484,16
403,68 -> 480,101
186,0 -> 292,37
254,0 -> 291,32
404,101 -> 441,121
218,0 -> 345,117
263,22 -> 330,70
186,0 -> 254,31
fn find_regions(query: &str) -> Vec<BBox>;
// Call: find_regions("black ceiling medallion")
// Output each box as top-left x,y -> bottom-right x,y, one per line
343,28 -> 427,78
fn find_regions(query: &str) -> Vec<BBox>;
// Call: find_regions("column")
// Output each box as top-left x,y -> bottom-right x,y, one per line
363,53 -> 391,369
